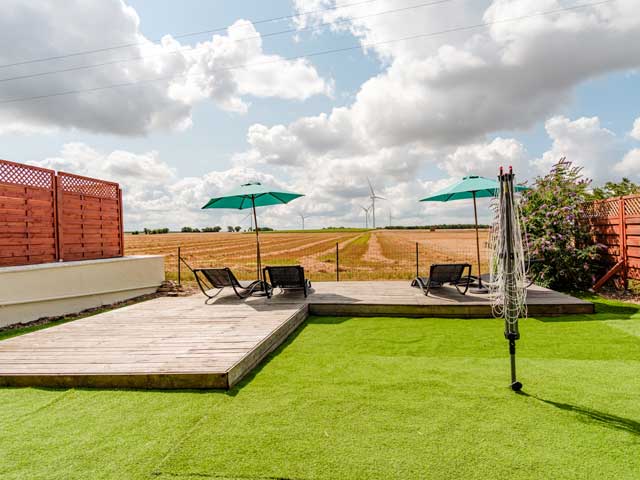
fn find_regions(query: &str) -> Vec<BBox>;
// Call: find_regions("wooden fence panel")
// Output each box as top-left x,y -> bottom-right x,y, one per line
0,160 -> 57,267
587,194 -> 640,289
0,159 -> 123,267
56,172 -> 123,262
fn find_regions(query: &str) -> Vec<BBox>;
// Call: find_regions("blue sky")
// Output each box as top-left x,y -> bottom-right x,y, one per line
1,0 -> 639,229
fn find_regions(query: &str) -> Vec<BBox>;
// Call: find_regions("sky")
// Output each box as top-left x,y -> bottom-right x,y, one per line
1,0 -> 639,230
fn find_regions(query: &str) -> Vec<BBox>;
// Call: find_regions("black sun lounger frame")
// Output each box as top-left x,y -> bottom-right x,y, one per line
263,265 -> 311,298
193,267 -> 262,303
411,263 -> 472,296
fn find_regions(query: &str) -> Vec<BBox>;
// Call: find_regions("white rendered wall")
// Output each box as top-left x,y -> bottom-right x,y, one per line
0,256 -> 164,328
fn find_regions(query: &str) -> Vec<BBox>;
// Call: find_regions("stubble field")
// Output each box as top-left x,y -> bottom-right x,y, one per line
124,229 -> 490,282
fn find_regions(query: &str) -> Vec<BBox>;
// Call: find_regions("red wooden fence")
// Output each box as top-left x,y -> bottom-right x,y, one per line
585,194 -> 640,290
0,159 -> 123,267
0,160 -> 57,266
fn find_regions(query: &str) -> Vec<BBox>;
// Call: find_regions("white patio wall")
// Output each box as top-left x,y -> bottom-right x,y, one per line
0,256 -> 164,328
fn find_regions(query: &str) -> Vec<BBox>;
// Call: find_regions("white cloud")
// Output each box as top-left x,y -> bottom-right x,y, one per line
0,1 -> 330,135
14,1 -> 640,227
31,143 -> 304,230
32,143 -> 178,228
279,0 -> 640,152
614,149 -> 640,177
216,0 -> 640,223
531,115 -> 620,182
440,137 -> 528,179
28,114 -> 640,231
631,117 -> 640,141
33,143 -> 175,185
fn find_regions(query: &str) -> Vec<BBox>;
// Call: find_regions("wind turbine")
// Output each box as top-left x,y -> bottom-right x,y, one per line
367,177 -> 385,229
299,213 -> 309,230
241,212 -> 253,231
360,205 -> 371,229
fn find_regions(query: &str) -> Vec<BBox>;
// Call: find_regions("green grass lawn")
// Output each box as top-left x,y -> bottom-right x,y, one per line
1,297 -> 639,479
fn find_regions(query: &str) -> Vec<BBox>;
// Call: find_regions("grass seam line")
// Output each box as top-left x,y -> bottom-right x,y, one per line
152,412 -> 212,477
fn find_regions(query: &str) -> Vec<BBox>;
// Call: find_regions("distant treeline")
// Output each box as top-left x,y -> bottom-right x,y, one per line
130,228 -> 170,235
384,224 -> 490,230
128,224 -> 487,235
322,226 -> 364,230
182,226 -> 243,232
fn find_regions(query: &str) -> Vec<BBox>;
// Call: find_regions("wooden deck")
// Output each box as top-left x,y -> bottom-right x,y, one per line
0,282 -> 593,390
258,281 -> 594,317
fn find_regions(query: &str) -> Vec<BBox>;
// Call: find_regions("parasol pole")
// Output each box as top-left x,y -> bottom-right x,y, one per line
472,191 -> 488,293
251,196 -> 262,283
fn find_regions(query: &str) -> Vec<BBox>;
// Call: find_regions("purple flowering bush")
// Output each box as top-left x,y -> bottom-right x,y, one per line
520,158 -> 601,291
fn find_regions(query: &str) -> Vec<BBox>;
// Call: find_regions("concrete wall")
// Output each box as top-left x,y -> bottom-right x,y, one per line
0,256 -> 164,328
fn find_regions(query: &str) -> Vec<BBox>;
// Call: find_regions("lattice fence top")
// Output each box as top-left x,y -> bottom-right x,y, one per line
58,172 -> 119,199
0,159 -> 54,189
585,194 -> 640,219
584,198 -> 619,219
624,195 -> 640,217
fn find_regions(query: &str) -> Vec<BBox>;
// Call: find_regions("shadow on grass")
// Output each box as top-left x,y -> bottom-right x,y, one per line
536,301 -> 640,323
225,315 -> 357,394
518,391 -> 640,436
227,319 -> 312,394
594,302 -> 640,317
306,316 -> 351,325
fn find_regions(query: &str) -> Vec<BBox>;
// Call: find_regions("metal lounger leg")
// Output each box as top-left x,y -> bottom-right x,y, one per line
414,276 -> 431,296
262,268 -> 273,298
455,265 -> 472,295
229,271 -> 252,299
194,271 -> 223,304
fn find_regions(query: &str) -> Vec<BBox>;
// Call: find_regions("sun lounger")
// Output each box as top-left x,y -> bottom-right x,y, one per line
193,267 -> 262,302
411,263 -> 472,296
263,265 -> 311,298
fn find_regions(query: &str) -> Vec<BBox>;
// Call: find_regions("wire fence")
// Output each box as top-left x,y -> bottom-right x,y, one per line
125,230 -> 490,284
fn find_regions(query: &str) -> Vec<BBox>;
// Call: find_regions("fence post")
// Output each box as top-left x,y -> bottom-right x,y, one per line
52,172 -> 60,262
415,242 -> 419,278
177,246 -> 181,286
55,175 -> 64,262
117,187 -> 124,257
620,197 -> 628,291
336,242 -> 340,282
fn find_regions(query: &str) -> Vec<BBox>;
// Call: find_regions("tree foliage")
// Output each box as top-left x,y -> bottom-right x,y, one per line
590,177 -> 640,200
520,158 -> 600,290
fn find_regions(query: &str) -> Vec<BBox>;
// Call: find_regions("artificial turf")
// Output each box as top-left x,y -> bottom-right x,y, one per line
1,297 -> 639,479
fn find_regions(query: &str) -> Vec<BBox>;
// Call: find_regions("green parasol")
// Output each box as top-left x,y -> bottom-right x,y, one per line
420,175 -> 528,293
202,182 -> 304,287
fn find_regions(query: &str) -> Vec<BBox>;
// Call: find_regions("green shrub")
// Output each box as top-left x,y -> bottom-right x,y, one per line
520,158 -> 601,291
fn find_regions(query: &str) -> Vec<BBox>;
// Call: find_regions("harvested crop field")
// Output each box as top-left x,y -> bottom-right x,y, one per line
125,229 -> 490,282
